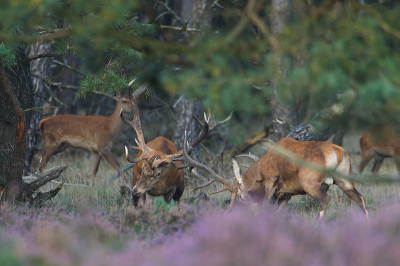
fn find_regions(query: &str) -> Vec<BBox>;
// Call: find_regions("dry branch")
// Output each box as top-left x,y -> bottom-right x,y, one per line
227,125 -> 271,156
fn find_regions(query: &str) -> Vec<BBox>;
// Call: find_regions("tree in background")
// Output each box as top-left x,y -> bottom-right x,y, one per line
1,0 -> 400,200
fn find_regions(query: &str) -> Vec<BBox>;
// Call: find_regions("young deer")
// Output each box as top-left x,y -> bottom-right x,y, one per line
120,85 -> 231,207
37,82 -> 138,185
358,127 -> 400,174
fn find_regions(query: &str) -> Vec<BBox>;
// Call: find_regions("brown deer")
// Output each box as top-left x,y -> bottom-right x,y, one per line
120,85 -> 231,207
37,82 -> 138,185
233,138 -> 368,218
358,127 -> 400,174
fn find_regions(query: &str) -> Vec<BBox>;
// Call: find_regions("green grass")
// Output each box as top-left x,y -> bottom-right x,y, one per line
38,131 -> 400,221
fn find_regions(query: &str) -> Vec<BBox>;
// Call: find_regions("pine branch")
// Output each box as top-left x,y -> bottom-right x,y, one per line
53,60 -> 86,76
32,74 -> 117,100
26,54 -> 62,62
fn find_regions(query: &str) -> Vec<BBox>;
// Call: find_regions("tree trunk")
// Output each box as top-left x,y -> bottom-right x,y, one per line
269,0 -> 297,136
171,0 -> 211,152
50,54 -> 81,115
172,96 -> 201,150
332,130 -> 345,146
0,47 -> 34,201
25,42 -> 54,173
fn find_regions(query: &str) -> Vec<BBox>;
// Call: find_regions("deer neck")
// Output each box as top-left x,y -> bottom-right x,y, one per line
108,104 -> 124,139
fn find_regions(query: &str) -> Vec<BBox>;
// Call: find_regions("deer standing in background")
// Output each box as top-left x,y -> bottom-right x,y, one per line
233,138 -> 368,218
120,84 -> 231,207
358,127 -> 400,174
37,83 -> 137,185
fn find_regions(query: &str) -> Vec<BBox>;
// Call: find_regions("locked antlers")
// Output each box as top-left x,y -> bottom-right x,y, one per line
176,131 -> 238,210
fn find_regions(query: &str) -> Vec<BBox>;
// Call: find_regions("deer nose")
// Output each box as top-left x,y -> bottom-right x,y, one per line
132,189 -> 141,197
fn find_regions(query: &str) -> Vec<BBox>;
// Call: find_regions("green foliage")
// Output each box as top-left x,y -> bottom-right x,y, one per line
1,0 -> 400,130
78,72 -> 129,98
0,44 -> 15,67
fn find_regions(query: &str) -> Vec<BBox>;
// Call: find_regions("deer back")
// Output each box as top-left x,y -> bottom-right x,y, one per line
39,95 -> 133,151
242,138 -> 350,201
39,115 -> 115,150
360,127 -> 400,156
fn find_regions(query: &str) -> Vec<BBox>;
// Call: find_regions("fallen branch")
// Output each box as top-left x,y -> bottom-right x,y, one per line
17,166 -> 67,206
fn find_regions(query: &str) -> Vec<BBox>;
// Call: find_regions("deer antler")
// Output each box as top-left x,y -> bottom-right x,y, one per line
235,152 -> 259,162
153,112 -> 232,168
176,132 -> 238,209
120,81 -> 153,163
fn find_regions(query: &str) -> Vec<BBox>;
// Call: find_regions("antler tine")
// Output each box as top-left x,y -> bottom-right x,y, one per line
154,111 -> 232,168
188,111 -> 232,150
127,78 -> 137,89
235,152 -> 259,162
124,146 -> 148,163
177,132 -> 238,209
122,81 -> 152,163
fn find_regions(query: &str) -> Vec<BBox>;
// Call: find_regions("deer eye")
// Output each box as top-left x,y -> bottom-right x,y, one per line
156,172 -> 161,177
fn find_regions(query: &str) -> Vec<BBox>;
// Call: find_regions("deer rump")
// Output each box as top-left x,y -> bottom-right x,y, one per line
132,137 -> 184,203
241,138 -> 367,218
261,139 -> 350,199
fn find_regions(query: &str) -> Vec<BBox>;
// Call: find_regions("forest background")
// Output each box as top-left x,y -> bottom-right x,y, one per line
1,1 -> 400,265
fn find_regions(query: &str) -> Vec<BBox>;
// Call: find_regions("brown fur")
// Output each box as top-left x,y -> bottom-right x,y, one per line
131,137 -> 184,206
359,127 -> 400,174
238,138 -> 368,218
38,96 -> 133,185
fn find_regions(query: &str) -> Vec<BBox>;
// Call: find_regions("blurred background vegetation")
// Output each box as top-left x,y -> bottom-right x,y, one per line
1,0 -> 400,182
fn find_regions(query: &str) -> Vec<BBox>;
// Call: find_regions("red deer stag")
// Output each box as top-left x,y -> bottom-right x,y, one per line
233,138 -> 368,218
120,86 -> 231,207
37,81 -> 138,185
358,127 -> 400,174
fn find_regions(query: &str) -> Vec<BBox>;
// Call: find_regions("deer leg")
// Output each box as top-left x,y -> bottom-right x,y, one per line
277,197 -> 291,212
304,182 -> 331,218
358,149 -> 373,173
39,143 -> 62,173
371,155 -> 384,174
89,152 -> 102,186
172,179 -> 185,204
164,188 -> 177,204
335,179 -> 368,218
132,193 -> 146,208
100,149 -> 129,186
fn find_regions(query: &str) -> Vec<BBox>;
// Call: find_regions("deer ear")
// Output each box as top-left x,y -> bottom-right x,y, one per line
232,159 -> 242,184
115,90 -> 121,99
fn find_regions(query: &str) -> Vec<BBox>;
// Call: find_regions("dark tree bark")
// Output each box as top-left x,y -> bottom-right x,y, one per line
269,0 -> 298,136
0,47 -> 65,204
0,47 -> 34,200
172,96 -> 201,150
171,0 -> 211,151
25,42 -> 54,173
332,130 -> 345,146
287,123 -> 336,142
50,54 -> 81,115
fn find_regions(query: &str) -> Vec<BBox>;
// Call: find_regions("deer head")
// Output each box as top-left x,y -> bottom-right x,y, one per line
120,82 -> 232,198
